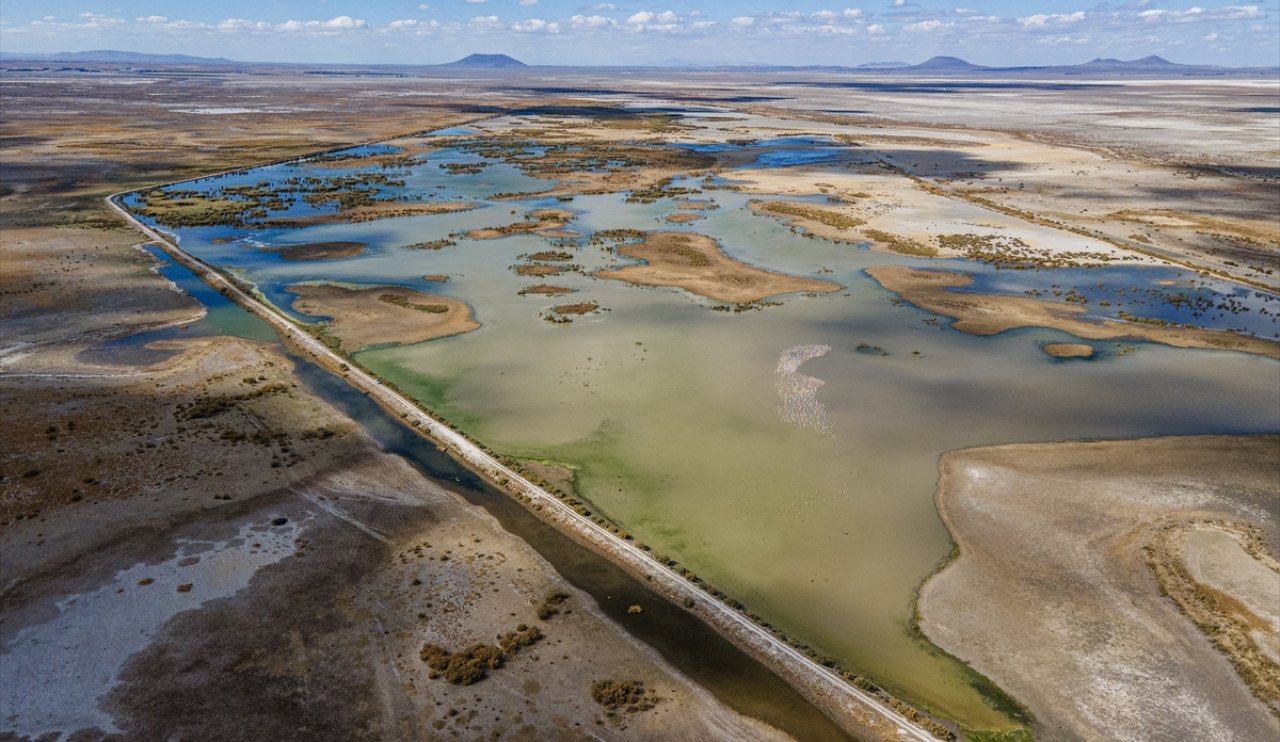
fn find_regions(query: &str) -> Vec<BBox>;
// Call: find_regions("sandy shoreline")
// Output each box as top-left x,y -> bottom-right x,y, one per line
918,436 -> 1280,741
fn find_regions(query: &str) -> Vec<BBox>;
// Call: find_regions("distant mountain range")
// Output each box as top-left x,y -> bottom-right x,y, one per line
0,50 -> 1273,75
443,53 -> 528,69
0,49 -> 235,65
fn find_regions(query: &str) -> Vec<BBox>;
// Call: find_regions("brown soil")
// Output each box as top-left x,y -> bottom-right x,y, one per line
514,263 -> 574,277
665,212 -> 704,223
596,231 -> 841,304
289,284 -> 479,352
1042,342 -> 1095,358
518,284 -> 577,296
405,239 -> 456,251
918,436 -> 1280,741
867,266 -> 1280,358
553,302 -> 600,315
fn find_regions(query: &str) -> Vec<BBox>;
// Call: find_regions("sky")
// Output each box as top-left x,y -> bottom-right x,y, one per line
1,1 -> 1278,67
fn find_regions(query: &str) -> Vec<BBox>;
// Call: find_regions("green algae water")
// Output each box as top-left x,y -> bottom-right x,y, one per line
126,112 -> 1280,732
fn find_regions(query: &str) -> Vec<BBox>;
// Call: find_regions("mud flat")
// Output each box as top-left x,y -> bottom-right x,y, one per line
866,266 -> 1280,358
918,435 -> 1280,741
267,240 -> 367,261
290,284 -> 478,352
596,231 -> 840,304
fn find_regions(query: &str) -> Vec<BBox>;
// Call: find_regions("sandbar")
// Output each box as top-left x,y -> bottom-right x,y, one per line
867,265 -> 1280,358
596,231 -> 841,304
269,241 -> 367,261
1041,343 -> 1095,359
290,284 -> 478,352
553,302 -> 600,315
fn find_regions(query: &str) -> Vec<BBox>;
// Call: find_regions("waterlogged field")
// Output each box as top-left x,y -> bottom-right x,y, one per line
124,109 -> 1280,732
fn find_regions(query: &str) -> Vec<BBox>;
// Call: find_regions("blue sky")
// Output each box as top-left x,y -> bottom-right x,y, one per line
1,1 -> 1277,66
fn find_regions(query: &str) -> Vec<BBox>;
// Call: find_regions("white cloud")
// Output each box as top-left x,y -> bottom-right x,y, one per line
137,16 -> 208,30
1226,5 -> 1263,19
893,0 -> 906,7
626,10 -> 682,31
905,19 -> 943,31
279,16 -> 366,32
569,14 -> 616,29
1019,11 -> 1085,29
512,18 -> 559,33
518,0 -> 539,5
731,16 -> 755,27
1136,6 -> 1258,23
466,0 -> 488,4
417,3 -> 432,9
593,2 -> 617,9
867,23 -> 886,34
843,8 -> 864,19
218,18 -> 272,32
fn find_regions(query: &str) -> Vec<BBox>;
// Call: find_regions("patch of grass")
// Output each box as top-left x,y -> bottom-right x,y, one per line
405,239 -> 456,250
963,730 -> 1033,742
864,229 -> 938,257
754,200 -> 866,229
498,624 -> 544,654
537,591 -> 570,620
420,643 -> 505,686
590,679 -> 659,713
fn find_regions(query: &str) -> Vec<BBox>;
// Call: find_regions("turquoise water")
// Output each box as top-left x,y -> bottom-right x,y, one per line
123,124 -> 1280,730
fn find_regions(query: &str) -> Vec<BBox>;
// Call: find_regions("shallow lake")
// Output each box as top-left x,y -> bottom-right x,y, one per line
127,114 -> 1280,730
